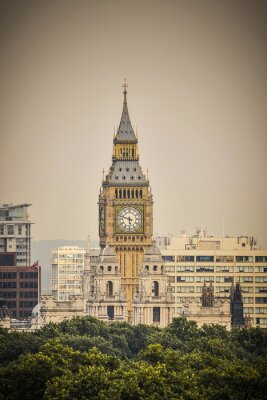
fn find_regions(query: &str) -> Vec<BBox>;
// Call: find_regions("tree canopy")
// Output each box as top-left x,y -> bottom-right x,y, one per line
0,317 -> 266,399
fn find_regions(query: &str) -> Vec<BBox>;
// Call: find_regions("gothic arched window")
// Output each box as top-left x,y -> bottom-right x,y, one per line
107,281 -> 113,296
152,281 -> 159,297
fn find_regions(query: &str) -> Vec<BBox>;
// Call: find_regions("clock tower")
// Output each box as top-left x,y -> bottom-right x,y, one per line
98,80 -> 153,319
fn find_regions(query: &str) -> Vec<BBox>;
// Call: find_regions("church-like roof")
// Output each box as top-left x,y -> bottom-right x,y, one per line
114,83 -> 137,144
108,160 -> 147,186
143,244 -> 164,263
100,245 -> 117,263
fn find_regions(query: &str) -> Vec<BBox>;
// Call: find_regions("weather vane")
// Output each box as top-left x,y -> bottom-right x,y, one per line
122,78 -> 128,94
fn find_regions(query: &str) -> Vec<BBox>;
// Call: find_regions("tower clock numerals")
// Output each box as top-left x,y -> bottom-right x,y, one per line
117,206 -> 142,232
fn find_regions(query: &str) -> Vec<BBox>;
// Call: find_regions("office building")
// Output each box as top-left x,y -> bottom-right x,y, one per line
155,231 -> 267,328
0,203 -> 32,266
0,205 -> 39,320
51,246 -> 85,301
0,252 -> 39,319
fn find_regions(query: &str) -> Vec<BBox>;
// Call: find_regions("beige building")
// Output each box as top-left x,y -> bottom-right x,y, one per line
133,244 -> 175,327
155,230 -> 267,328
98,81 -> 153,319
40,295 -> 85,324
51,246 -> 86,301
84,245 -> 128,321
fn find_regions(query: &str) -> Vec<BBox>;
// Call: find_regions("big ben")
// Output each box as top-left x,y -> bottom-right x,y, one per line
98,80 -> 153,318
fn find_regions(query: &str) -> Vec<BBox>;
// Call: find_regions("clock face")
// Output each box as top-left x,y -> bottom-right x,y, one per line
117,206 -> 143,232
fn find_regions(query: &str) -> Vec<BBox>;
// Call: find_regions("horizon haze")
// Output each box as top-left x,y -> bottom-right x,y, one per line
1,0 -> 267,247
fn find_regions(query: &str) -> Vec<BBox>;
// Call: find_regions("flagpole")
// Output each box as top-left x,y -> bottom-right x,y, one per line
37,264 -> 40,328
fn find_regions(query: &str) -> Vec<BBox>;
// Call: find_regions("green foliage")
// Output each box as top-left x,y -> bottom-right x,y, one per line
0,317 -> 266,400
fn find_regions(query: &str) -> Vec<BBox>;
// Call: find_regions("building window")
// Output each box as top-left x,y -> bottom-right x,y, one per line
255,256 -> 267,263
216,256 -> 234,262
244,307 -> 254,314
196,276 -> 214,283
235,266 -> 253,273
153,307 -> 160,323
7,225 -> 14,235
256,297 -> 267,304
215,276 -> 233,283
177,276 -> 195,282
176,256 -> 194,262
18,225 -> 22,235
107,305 -> 114,320
0,225 -> 4,235
243,297 -> 254,304
176,286 -> 195,293
152,281 -> 159,297
256,318 -> 267,325
255,276 -> 267,283
255,307 -> 267,314
216,286 -> 231,293
196,266 -> 214,272
196,256 -> 214,262
176,266 -> 194,272
255,287 -> 267,293
236,256 -> 253,262
162,256 -> 175,262
0,282 -> 16,289
255,267 -> 267,273
242,287 -> 254,293
106,281 -> 113,296
239,276 -> 253,283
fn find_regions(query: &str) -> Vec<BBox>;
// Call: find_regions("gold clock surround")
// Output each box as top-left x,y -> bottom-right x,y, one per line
115,205 -> 144,234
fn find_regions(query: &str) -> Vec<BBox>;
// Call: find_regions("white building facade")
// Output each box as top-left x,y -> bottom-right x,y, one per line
0,203 -> 32,266
155,231 -> 267,328
51,246 -> 86,301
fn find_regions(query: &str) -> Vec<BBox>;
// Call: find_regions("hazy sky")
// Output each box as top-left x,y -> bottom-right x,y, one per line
0,0 -> 266,246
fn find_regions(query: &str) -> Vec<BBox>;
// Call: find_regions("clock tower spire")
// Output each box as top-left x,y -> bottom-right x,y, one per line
98,81 -> 153,320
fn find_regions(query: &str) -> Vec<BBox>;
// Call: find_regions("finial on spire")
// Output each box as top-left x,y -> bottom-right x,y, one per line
122,78 -> 128,95
102,169 -> 105,181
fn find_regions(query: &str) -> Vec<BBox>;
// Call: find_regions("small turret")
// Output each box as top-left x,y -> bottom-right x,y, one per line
231,282 -> 245,327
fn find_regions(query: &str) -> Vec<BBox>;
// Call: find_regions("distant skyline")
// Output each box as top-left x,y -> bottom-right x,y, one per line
1,0 -> 267,246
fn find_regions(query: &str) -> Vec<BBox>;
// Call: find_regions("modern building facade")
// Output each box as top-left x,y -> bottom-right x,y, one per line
0,252 -> 39,319
155,231 -> 267,328
0,205 -> 39,320
51,246 -> 86,301
0,203 -> 32,266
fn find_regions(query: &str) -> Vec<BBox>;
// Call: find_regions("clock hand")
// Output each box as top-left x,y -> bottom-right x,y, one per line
122,216 -> 132,224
